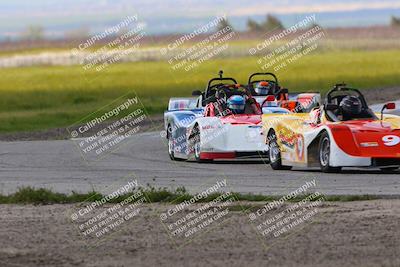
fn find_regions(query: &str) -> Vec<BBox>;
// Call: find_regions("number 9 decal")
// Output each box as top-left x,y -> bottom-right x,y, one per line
382,135 -> 400,146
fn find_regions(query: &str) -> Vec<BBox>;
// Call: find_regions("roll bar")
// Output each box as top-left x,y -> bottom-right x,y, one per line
248,72 -> 278,85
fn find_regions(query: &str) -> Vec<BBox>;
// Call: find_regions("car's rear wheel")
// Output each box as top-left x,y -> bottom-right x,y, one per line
319,132 -> 342,173
268,131 -> 292,170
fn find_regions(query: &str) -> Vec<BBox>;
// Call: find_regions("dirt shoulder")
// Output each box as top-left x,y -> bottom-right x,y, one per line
362,86 -> 400,105
0,200 -> 399,267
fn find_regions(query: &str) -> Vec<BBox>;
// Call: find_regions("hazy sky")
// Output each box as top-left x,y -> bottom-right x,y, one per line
1,0 -> 400,38
1,0 -> 400,16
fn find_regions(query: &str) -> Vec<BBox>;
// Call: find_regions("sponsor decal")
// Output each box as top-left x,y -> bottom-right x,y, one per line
360,142 -> 379,147
279,128 -> 296,148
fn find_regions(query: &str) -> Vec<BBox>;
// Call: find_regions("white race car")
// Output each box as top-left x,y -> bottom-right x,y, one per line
164,71 -> 319,162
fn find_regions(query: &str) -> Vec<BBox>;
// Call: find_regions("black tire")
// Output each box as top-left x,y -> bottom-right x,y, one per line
192,125 -> 212,163
268,131 -> 292,170
318,132 -> 342,173
167,124 -> 177,161
380,167 -> 399,173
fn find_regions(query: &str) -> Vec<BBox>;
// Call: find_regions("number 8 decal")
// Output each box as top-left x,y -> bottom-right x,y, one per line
382,135 -> 400,146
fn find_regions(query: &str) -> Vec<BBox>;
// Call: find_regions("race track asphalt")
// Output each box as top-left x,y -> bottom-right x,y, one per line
1,125 -> 399,196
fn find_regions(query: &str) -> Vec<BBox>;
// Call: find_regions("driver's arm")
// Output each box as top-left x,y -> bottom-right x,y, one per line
247,97 -> 262,115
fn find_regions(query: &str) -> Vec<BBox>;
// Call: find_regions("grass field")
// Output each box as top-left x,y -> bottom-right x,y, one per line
1,49 -> 400,132
0,186 -> 378,204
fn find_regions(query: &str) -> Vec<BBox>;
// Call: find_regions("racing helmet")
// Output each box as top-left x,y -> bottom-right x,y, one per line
227,95 -> 245,114
255,81 -> 271,95
339,95 -> 362,116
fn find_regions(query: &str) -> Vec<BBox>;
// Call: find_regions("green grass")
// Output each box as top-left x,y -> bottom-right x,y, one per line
1,49 -> 400,132
0,186 -> 383,205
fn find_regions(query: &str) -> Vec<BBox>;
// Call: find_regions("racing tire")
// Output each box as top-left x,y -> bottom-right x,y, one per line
168,136 -> 178,161
318,132 -> 342,173
167,125 -> 177,161
167,125 -> 184,161
268,131 -> 292,170
193,125 -> 212,163
380,167 -> 399,173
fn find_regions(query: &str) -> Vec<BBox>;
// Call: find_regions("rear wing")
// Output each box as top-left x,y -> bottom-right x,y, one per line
254,93 -> 321,113
168,97 -> 199,111
290,92 -> 321,105
287,92 -> 321,112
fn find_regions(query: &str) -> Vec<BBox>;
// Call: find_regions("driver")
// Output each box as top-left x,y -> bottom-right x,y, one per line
216,85 -> 261,115
225,94 -> 262,115
227,95 -> 246,114
254,81 -> 273,95
338,95 -> 362,121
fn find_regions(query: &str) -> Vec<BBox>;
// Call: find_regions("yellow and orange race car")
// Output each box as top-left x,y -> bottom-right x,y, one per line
262,84 -> 400,173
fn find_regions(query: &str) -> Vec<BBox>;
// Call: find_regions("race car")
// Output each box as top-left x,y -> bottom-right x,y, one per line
164,71 -> 289,162
247,72 -> 321,113
262,83 -> 400,172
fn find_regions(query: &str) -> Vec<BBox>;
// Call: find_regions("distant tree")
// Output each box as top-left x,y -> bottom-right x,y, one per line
391,16 -> 400,27
262,15 -> 285,31
65,26 -> 90,40
246,18 -> 263,32
21,25 -> 44,41
217,18 -> 234,31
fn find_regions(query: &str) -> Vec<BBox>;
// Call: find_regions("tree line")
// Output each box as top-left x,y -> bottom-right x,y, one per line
217,15 -> 285,32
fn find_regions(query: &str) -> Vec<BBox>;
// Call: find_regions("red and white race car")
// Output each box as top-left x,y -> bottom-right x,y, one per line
263,84 -> 400,172
164,72 -> 272,162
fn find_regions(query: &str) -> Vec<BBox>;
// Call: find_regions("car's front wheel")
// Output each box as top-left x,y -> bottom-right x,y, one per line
167,125 -> 177,161
318,132 -> 342,173
268,131 -> 292,170
192,125 -> 212,163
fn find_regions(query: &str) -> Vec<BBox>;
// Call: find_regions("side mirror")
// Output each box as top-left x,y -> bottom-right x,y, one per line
265,95 -> 276,102
385,102 -> 396,110
192,90 -> 202,96
325,103 -> 338,111
381,102 -> 396,120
